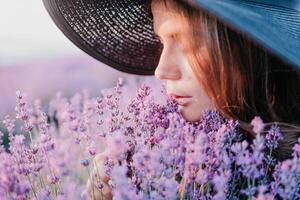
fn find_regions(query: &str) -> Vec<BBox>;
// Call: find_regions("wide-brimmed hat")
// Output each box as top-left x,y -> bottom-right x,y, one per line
43,0 -> 300,75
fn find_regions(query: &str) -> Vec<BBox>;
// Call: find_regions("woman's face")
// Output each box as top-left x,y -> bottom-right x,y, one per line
151,0 -> 214,122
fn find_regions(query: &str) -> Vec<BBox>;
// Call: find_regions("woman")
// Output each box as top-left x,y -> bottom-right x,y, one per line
43,0 -> 300,199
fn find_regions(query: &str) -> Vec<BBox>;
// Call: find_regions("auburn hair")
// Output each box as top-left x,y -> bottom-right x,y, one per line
148,0 -> 300,161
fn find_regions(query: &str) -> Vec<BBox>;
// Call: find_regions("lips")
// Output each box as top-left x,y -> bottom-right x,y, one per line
169,93 -> 192,106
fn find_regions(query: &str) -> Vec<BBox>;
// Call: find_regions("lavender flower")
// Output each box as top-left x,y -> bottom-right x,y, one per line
271,139 -> 300,199
0,79 -> 298,200
0,151 -> 30,199
265,124 -> 283,150
2,115 -> 15,136
253,185 -> 274,200
15,90 -> 34,133
81,159 -> 90,167
251,116 -> 265,134
48,175 -> 59,184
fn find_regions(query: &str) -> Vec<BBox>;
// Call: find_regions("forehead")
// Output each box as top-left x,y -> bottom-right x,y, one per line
151,0 -> 188,36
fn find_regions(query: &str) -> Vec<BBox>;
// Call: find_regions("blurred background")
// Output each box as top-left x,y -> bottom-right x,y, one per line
0,0 -> 160,119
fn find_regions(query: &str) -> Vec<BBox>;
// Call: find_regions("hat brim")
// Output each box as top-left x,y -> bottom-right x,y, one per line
43,0 -> 300,75
43,0 -> 162,75
188,0 -> 300,70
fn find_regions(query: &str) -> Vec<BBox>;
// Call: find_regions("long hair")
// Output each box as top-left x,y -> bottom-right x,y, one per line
148,0 -> 300,160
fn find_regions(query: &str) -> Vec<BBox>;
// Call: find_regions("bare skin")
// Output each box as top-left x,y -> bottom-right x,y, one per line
152,0 -> 214,122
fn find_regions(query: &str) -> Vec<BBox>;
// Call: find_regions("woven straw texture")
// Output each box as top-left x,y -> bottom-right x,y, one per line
43,0 -> 300,75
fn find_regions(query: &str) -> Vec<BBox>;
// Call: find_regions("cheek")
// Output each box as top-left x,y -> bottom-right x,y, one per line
185,48 -> 212,101
195,92 -> 213,111
193,83 -> 212,107
179,82 -> 214,122
186,46 -> 209,74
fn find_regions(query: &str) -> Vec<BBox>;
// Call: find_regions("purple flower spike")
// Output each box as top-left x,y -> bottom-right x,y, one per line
2,115 -> 15,136
48,175 -> 59,184
81,159 -> 90,167
293,138 -> 300,156
17,180 -> 31,196
87,142 -> 97,156
15,91 -> 34,132
251,116 -> 265,134
265,124 -> 283,150
37,187 -> 51,200
0,81 -> 299,200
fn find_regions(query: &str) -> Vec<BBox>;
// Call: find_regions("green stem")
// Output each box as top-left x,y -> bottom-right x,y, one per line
29,131 -> 34,143
43,149 -> 61,196
92,158 -> 105,198
263,149 -> 273,184
247,178 -> 252,200
228,164 -> 237,199
87,166 -> 96,200
27,175 -> 37,199
193,182 -> 196,197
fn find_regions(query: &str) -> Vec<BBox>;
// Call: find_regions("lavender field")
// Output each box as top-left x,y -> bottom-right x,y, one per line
1,0 -> 300,199
0,77 -> 299,199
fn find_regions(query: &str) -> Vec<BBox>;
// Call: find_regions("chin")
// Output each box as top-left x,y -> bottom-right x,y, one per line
179,105 -> 203,122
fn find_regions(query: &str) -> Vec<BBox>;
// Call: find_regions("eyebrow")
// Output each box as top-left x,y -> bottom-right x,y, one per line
153,20 -> 181,40
153,31 -> 180,41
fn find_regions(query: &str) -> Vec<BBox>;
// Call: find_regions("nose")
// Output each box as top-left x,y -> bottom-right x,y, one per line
154,45 -> 181,80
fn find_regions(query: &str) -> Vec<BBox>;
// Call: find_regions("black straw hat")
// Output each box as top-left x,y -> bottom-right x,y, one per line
43,0 -> 300,75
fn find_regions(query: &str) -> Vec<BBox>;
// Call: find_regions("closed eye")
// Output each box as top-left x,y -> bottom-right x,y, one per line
154,33 -> 180,43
